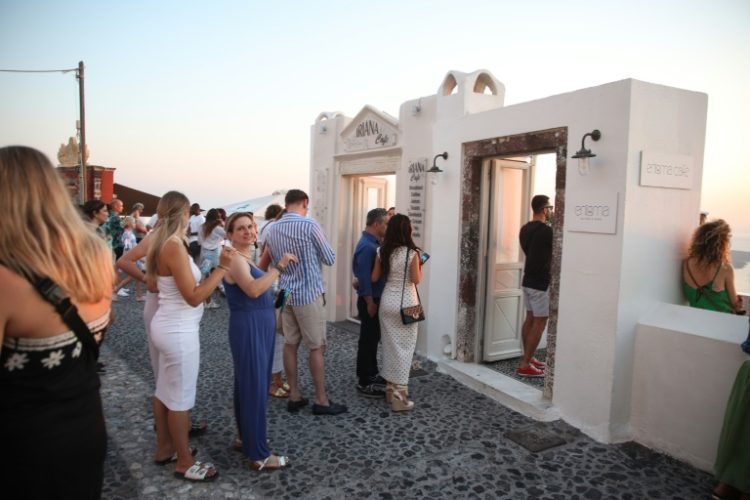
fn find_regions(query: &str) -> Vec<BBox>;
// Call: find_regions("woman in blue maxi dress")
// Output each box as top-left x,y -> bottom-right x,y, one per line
223,212 -> 297,471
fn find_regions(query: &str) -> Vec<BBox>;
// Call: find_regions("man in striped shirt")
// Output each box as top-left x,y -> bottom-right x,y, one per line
261,189 -> 346,416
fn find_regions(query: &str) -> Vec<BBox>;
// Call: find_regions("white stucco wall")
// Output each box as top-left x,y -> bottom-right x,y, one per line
631,304 -> 749,471
609,81 -> 708,439
408,79 -> 708,443
311,74 -> 711,448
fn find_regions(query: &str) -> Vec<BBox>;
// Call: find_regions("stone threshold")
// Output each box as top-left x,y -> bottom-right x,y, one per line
437,358 -> 559,422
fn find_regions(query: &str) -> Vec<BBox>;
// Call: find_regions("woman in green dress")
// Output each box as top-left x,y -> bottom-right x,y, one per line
683,220 -> 749,499
682,219 -> 743,314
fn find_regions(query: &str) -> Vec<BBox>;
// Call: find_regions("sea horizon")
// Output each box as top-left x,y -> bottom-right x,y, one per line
731,232 -> 750,295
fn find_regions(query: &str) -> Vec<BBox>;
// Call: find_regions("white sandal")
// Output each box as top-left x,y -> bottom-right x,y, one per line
174,461 -> 219,482
249,454 -> 289,471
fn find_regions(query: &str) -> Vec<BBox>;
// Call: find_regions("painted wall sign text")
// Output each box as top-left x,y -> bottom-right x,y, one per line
640,151 -> 693,190
407,158 -> 428,242
568,190 -> 619,234
343,116 -> 398,152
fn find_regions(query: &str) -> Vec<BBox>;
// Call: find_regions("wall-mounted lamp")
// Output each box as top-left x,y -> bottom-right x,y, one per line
428,152 -> 448,173
571,129 -> 601,175
412,98 -> 423,116
320,123 -> 328,134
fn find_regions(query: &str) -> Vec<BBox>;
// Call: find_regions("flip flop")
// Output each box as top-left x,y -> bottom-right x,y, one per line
188,420 -> 208,437
154,446 -> 197,466
174,461 -> 219,482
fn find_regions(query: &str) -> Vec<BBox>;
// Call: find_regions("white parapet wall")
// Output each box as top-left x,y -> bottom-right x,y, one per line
631,303 -> 749,471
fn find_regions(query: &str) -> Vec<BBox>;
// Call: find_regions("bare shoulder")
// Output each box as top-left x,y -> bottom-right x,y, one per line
723,262 -> 735,276
162,236 -> 188,255
0,265 -> 29,306
0,265 -> 24,286
0,265 -> 65,339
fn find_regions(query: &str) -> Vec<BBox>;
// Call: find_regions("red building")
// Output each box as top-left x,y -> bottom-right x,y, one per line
57,165 -> 116,202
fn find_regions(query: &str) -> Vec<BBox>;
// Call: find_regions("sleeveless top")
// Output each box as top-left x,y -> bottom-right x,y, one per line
223,264 -> 275,312
155,256 -> 204,319
682,260 -> 734,313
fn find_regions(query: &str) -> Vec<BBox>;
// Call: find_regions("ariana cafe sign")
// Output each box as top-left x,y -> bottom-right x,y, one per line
343,116 -> 398,152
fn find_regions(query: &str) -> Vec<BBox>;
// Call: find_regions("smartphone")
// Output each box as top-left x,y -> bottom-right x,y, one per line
420,251 -> 430,264
274,289 -> 290,311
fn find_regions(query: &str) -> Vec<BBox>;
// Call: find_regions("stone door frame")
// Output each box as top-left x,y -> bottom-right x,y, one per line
455,127 -> 567,399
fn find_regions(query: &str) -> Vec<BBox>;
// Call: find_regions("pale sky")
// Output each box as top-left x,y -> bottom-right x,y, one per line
1,0 -> 749,231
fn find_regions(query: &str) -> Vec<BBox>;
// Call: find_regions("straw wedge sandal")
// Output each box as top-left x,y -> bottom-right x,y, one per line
390,384 -> 414,412
249,454 -> 289,472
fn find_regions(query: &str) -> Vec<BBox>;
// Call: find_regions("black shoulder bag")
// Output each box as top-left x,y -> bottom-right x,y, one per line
400,249 -> 425,325
31,276 -> 102,359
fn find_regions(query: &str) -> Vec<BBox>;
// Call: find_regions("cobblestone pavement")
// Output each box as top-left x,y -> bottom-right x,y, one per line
101,292 -> 713,499
485,349 -> 547,389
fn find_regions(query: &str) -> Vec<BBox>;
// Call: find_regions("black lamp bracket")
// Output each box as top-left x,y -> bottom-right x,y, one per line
572,130 -> 601,159
428,152 -> 448,173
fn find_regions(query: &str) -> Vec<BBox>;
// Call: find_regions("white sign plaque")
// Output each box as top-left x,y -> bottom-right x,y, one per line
567,190 -> 619,234
342,117 -> 398,152
407,158 -> 427,244
640,151 -> 693,190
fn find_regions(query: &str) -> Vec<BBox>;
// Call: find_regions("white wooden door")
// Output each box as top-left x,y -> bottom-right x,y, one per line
482,159 -> 530,361
347,176 -> 388,321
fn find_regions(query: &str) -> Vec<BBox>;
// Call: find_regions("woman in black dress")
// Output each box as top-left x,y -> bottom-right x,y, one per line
0,146 -> 114,499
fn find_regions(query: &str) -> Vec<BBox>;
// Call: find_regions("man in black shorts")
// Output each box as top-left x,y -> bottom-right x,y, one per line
517,194 -> 553,378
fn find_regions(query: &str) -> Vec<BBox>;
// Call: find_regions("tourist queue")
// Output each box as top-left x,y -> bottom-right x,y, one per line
0,146 -> 426,496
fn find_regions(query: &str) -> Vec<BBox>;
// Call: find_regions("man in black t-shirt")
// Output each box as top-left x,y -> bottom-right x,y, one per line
517,195 -> 553,378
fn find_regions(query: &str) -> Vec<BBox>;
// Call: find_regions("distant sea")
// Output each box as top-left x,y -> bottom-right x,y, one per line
732,233 -> 750,295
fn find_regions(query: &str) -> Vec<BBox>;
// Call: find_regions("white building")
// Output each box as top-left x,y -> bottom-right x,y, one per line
309,70 -> 748,471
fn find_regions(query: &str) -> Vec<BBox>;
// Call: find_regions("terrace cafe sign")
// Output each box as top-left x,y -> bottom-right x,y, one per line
342,108 -> 399,152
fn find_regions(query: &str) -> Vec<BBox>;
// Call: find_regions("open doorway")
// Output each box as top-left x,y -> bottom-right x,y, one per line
344,174 -> 396,322
480,154 -> 556,362
456,128 -> 567,399
479,153 -> 556,393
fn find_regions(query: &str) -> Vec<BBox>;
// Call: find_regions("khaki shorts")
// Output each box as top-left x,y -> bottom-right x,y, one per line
281,294 -> 327,349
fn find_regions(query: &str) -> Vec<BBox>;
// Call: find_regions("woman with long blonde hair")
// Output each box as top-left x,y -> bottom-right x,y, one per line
146,191 -> 234,482
682,219 -> 743,314
0,146 -> 113,499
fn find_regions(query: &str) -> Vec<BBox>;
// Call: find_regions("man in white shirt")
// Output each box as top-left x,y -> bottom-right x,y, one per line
187,203 -> 205,263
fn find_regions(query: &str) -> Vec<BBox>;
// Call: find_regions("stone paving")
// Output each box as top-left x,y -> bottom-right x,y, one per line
101,291 -> 714,499
485,349 -> 548,389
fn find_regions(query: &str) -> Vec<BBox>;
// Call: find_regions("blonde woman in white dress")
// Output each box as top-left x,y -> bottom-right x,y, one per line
146,191 -> 234,483
371,214 -> 423,411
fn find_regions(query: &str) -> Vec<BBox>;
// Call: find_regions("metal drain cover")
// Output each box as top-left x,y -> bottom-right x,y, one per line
505,427 -> 566,452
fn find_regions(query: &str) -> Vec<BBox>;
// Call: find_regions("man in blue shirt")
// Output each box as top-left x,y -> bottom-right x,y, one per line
352,208 -> 390,397
262,190 -> 346,415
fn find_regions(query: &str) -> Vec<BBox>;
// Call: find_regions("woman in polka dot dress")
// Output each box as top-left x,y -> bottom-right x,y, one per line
371,214 -> 423,411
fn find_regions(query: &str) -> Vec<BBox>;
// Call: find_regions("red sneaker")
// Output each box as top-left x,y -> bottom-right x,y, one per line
516,365 -> 545,378
530,358 -> 546,369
